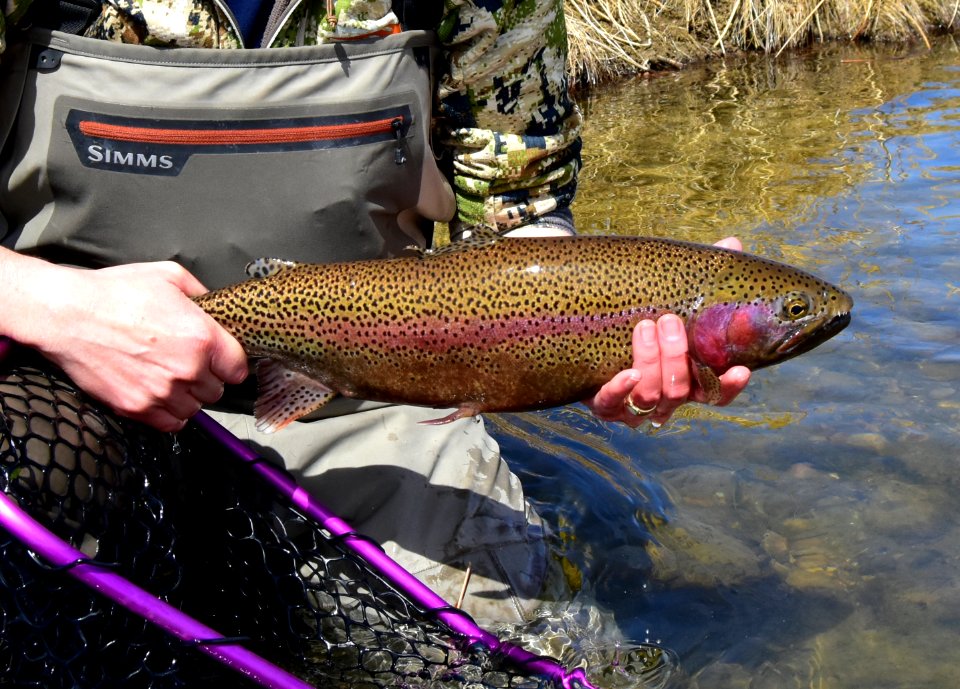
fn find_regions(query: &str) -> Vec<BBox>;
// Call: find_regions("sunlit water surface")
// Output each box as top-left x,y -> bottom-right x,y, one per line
489,37 -> 960,689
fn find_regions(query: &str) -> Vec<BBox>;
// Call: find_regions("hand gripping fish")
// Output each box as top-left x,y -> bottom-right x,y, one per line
194,232 -> 853,432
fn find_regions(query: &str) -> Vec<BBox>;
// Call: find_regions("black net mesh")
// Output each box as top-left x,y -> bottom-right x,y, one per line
0,352 -> 560,688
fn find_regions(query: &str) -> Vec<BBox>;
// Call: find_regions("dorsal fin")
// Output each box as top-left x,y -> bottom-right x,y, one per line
246,258 -> 300,279
415,225 -> 502,259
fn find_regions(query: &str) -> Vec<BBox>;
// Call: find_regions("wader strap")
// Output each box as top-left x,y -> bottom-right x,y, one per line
25,0 -> 101,35
392,0 -> 443,32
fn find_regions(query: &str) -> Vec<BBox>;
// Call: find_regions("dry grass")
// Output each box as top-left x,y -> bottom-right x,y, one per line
566,0 -> 960,85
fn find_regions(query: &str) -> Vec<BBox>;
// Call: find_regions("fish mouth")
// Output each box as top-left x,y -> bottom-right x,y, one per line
775,310 -> 852,359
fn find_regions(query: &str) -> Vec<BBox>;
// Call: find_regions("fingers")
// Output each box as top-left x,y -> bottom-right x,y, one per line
164,390 -> 205,428
163,327 -> 243,428
113,382 -> 204,433
142,306 -> 244,430
628,321 -> 661,413
649,315 -> 691,424
187,375 -> 227,406
586,315 -> 693,428
149,409 -> 193,434
588,368 -> 644,425
714,236 -> 742,252
714,365 -> 752,406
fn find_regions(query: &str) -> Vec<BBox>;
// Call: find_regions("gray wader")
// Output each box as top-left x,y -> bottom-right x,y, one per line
0,29 -> 565,624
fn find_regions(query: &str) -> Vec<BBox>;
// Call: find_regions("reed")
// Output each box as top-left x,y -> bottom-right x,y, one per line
565,0 -> 960,84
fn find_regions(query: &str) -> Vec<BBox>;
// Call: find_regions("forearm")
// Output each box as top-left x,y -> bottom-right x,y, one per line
0,246 -> 75,351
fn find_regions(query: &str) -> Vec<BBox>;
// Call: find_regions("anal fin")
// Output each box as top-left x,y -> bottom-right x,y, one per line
420,403 -> 482,425
254,359 -> 337,433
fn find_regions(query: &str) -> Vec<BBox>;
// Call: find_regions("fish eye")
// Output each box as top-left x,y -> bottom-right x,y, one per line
781,292 -> 812,320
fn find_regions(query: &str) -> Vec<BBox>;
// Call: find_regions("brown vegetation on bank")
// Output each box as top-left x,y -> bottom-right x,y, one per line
565,0 -> 960,84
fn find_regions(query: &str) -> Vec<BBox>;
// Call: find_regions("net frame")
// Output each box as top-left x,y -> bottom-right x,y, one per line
0,340 -> 596,689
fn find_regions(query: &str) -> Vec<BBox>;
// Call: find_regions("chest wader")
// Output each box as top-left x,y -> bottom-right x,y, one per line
0,26 -> 582,689
0,28 -> 455,288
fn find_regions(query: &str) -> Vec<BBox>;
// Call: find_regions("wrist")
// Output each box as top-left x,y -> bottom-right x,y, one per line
0,249 -> 76,352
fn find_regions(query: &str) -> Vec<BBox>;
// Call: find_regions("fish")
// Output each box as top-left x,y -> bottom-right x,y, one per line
193,231 -> 853,432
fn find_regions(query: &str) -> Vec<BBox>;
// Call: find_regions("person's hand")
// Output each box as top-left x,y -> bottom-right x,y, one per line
585,237 -> 752,428
6,257 -> 248,432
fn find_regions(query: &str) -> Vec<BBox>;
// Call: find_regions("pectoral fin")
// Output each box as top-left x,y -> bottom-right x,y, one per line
693,363 -> 723,406
254,359 -> 337,433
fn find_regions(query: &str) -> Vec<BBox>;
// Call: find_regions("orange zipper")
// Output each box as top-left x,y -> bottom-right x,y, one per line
77,117 -> 402,146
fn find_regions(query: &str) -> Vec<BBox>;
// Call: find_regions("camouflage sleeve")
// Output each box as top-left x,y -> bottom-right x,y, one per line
436,0 -> 582,233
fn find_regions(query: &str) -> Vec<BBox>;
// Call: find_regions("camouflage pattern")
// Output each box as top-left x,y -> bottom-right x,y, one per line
1,0 -> 581,232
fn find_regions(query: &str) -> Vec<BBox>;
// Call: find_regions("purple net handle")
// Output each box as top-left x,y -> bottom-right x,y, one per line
0,490 -> 315,689
193,411 -> 596,689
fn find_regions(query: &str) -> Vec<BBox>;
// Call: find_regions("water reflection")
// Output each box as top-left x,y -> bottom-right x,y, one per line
490,36 -> 960,689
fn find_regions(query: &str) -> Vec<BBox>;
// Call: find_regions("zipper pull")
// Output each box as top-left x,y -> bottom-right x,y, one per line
392,118 -> 406,165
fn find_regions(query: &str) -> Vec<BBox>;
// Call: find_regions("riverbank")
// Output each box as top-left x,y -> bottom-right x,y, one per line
566,0 -> 960,85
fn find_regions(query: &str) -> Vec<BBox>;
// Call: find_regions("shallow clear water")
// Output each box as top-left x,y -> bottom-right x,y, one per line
490,37 -> 960,688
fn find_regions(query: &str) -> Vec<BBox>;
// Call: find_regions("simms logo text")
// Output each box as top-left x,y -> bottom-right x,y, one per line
66,109 -> 188,176
86,145 -> 175,170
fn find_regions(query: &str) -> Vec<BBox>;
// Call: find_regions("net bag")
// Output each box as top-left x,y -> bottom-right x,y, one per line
0,351 -> 582,689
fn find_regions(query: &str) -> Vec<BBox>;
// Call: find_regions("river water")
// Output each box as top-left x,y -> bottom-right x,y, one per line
490,36 -> 960,689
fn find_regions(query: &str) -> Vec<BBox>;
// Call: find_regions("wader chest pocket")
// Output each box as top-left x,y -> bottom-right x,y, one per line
65,107 -> 412,176
1,29 -> 453,289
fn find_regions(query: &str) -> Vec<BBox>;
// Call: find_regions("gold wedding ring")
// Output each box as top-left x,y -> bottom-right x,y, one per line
625,397 -> 657,416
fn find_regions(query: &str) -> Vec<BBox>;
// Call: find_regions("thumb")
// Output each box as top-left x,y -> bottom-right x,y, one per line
714,236 -> 742,252
208,326 -> 249,384
162,262 -> 209,298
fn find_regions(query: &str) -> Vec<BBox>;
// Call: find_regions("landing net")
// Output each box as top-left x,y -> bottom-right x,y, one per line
0,352 -> 575,688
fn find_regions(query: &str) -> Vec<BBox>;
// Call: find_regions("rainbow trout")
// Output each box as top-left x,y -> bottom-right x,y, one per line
194,232 -> 852,432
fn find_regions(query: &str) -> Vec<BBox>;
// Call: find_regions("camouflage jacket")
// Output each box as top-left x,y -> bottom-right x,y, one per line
0,0 -> 581,232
